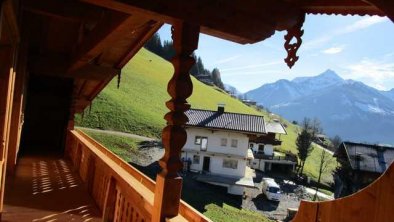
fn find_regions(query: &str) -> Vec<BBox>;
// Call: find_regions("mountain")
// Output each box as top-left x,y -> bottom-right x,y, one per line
246,70 -> 394,144
224,84 -> 243,97
246,69 -> 345,106
381,88 -> 394,101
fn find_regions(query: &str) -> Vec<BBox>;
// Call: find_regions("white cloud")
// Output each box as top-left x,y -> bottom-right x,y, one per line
344,58 -> 394,90
304,16 -> 388,50
214,55 -> 242,65
221,61 -> 282,72
322,46 -> 344,54
342,16 -> 387,34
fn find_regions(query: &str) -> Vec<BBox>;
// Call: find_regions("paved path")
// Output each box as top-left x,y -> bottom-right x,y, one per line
76,127 -> 157,141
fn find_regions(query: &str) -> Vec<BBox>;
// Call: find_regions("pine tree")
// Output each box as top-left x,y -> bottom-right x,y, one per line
296,121 -> 314,175
212,68 -> 225,89
144,33 -> 163,56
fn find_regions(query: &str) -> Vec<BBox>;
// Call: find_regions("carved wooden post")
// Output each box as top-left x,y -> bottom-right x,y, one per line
152,21 -> 199,222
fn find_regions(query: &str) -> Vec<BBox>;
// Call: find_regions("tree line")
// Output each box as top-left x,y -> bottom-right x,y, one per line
144,33 -> 225,90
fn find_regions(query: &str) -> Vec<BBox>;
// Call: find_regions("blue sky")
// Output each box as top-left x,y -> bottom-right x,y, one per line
158,15 -> 394,93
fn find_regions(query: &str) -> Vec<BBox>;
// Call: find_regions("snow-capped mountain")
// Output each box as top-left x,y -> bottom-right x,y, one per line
246,70 -> 394,144
246,69 -> 345,106
381,88 -> 394,101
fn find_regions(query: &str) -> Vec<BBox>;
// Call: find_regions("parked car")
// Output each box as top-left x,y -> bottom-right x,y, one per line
262,178 -> 282,201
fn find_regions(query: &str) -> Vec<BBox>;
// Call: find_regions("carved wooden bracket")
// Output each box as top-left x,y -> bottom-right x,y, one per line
284,13 -> 305,69
153,21 -> 200,222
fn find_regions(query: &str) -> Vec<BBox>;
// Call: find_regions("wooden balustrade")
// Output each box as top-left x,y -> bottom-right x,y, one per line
292,162 -> 394,222
67,129 -> 211,222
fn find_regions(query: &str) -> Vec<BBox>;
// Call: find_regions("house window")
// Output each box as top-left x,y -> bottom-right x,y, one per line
221,138 -> 227,146
193,155 -> 200,164
195,136 -> 202,145
223,159 -> 238,169
200,137 -> 208,151
231,139 -> 238,148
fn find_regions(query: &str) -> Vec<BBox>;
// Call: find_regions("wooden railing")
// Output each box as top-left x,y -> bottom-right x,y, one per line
292,162 -> 394,222
67,129 -> 211,222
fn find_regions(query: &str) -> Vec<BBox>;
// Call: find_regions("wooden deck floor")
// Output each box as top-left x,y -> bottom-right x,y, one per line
3,155 -> 102,222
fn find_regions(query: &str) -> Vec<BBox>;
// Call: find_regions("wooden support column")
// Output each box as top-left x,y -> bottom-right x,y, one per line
0,46 -> 16,217
152,22 -> 199,222
7,42 -> 27,175
102,177 -> 117,222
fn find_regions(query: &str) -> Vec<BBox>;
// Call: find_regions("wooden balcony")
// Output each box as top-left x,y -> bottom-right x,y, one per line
3,130 -> 210,222
65,129 -> 210,222
293,162 -> 394,222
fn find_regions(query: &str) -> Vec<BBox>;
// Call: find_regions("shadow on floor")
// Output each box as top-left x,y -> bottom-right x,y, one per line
4,155 -> 101,222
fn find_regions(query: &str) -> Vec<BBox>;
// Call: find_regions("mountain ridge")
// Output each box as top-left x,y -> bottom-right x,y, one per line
246,70 -> 394,144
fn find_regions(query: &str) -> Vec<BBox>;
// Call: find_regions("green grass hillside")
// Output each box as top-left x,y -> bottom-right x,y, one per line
77,48 -> 261,138
76,48 -> 335,184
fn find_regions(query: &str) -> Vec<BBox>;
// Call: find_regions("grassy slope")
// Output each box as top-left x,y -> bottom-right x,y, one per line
82,130 -> 140,161
204,204 -> 273,222
76,48 -> 335,183
77,49 -> 260,138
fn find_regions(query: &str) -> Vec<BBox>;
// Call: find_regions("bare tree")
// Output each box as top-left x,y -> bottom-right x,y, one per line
313,149 -> 334,200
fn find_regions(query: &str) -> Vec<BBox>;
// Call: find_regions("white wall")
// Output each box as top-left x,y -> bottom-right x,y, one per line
249,142 -> 274,156
181,153 -> 247,177
184,128 -> 249,157
264,144 -> 274,156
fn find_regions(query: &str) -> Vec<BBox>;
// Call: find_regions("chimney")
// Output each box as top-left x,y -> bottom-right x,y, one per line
217,103 -> 225,113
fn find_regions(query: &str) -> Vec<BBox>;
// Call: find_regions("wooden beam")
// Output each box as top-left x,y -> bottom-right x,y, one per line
73,64 -> 120,81
81,0 -> 301,44
366,0 -> 394,22
21,0 -> 108,24
30,56 -> 120,81
7,41 -> 27,175
115,20 -> 162,68
0,45 -> 16,216
68,10 -> 130,71
1,0 -> 20,45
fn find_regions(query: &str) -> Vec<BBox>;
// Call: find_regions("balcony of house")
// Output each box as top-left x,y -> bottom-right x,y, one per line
3,129 -> 210,222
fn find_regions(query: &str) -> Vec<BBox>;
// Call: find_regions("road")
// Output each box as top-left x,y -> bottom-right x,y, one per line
76,127 -> 157,141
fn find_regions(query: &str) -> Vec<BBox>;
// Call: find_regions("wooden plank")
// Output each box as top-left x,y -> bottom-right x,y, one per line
6,41 -> 27,175
21,0 -> 92,23
0,45 -> 16,215
30,55 -> 120,80
2,0 -> 19,44
81,0 -> 302,44
68,10 -> 130,71
115,20 -> 162,68
293,163 -> 394,222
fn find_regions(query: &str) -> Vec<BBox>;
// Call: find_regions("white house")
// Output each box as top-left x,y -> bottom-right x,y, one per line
249,122 -> 297,172
181,105 -> 266,195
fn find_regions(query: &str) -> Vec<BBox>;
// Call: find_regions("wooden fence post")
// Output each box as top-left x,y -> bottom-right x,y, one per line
103,177 -> 118,222
152,21 -> 200,222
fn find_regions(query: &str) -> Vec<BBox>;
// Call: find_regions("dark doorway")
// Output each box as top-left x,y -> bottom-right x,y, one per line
20,76 -> 73,155
203,156 -> 210,172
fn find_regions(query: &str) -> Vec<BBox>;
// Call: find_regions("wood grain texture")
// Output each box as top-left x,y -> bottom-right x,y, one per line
68,130 -> 210,222
152,22 -> 200,222
292,162 -> 394,222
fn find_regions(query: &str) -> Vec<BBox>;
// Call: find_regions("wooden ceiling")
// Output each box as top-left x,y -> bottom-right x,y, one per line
20,0 -> 162,113
17,0 -> 393,113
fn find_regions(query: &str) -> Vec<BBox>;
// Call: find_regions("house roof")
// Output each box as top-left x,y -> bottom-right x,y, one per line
185,109 -> 266,134
265,122 -> 287,135
339,142 -> 394,173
